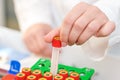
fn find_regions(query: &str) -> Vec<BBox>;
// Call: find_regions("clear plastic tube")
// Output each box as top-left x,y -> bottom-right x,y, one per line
50,47 -> 60,76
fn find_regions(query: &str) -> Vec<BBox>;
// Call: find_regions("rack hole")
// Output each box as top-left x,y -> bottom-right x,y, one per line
39,63 -> 45,67
80,72 -> 85,76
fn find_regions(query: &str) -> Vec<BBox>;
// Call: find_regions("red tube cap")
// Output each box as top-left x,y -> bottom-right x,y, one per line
52,36 -> 61,48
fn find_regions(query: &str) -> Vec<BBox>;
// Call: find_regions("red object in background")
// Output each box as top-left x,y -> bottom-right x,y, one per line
44,72 -> 53,80
22,67 -> 31,77
70,72 -> 80,80
32,70 -> 42,79
16,72 -> 26,80
0,68 -> 8,80
2,74 -> 15,80
59,70 -> 68,80
52,36 -> 61,48
0,68 -> 7,74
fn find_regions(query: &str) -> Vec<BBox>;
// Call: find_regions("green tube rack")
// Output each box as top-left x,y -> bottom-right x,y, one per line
31,58 -> 95,80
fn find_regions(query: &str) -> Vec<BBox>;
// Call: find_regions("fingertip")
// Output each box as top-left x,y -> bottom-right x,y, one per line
60,29 -> 67,43
109,21 -> 116,31
44,28 -> 60,43
44,34 -> 51,43
62,42 -> 67,47
96,21 -> 115,37
44,31 -> 55,43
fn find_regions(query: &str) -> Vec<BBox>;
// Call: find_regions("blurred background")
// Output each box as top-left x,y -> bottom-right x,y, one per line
0,1 -> 30,77
0,0 -> 19,30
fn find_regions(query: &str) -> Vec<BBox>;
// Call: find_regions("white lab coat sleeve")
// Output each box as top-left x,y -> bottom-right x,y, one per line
0,26 -> 29,53
13,0 -> 53,32
81,0 -> 120,60
94,0 -> 120,57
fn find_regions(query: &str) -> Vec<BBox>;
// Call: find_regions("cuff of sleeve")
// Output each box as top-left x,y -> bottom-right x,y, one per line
107,36 -> 120,58
94,1 -> 120,57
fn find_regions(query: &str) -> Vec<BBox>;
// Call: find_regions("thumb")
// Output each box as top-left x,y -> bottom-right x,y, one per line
44,28 -> 60,43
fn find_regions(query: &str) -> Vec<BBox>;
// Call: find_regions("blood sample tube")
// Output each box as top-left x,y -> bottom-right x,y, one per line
44,72 -> 53,80
59,69 -> 68,80
65,77 -> 74,80
70,72 -> 79,80
16,72 -> 26,80
22,67 -> 31,77
54,74 -> 63,80
32,70 -> 42,79
27,75 -> 37,80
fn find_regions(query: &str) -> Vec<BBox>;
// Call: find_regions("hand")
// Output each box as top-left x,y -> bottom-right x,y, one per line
60,2 -> 115,45
23,23 -> 52,57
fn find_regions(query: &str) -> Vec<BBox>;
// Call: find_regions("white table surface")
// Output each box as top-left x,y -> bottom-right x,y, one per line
1,53 -> 120,80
